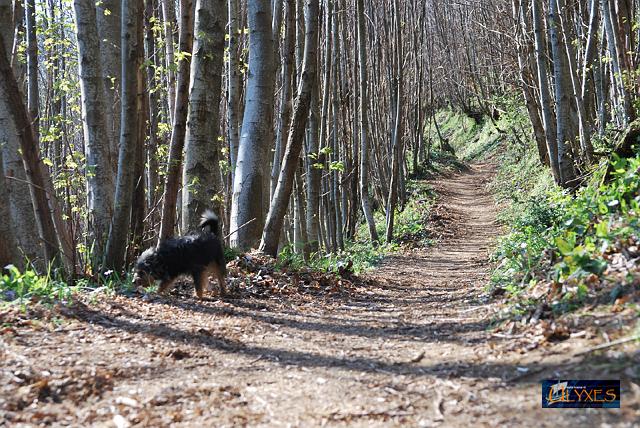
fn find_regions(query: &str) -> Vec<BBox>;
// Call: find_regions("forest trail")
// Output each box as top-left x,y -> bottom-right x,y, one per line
1,163 -> 635,427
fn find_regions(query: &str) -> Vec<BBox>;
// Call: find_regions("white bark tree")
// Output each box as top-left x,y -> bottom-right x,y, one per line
182,0 -> 226,231
104,0 -> 144,270
227,0 -> 241,173
96,0 -> 121,168
73,0 -> 115,263
229,0 -> 276,250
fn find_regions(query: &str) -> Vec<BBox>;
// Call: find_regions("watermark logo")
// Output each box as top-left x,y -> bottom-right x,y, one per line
542,380 -> 620,408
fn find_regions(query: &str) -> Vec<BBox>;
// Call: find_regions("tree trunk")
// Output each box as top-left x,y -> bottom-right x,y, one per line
73,0 -> 116,265
330,1 -> 344,250
581,0 -> 599,124
601,0 -> 632,125
96,0 -> 121,168
558,0 -> 593,163
159,0 -> 194,240
385,0 -> 402,243
161,0 -> 178,124
259,0 -> 319,257
305,83 -> 321,253
145,0 -> 160,216
357,0 -> 378,243
513,0 -> 549,166
0,32 -> 65,270
293,161 -> 308,256
0,0 -> 41,267
129,23 -> 147,262
549,0 -> 577,187
227,0 -> 241,174
104,0 -> 144,270
229,0 -> 276,250
182,0 -> 226,231
532,0 -> 561,183
270,0 -> 295,199
0,147 -> 19,267
25,0 -> 39,142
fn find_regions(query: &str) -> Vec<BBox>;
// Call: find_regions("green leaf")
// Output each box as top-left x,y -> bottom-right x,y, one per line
555,237 -> 574,256
595,221 -> 609,238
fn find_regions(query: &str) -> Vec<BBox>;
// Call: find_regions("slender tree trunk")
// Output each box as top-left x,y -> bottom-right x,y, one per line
305,83 -> 321,252
581,0 -> 599,122
96,0 -> 121,168
229,0 -> 276,250
603,0 -> 634,123
549,0 -> 577,187
532,0 -> 561,183
104,0 -> 144,270
601,0 -> 631,125
0,0 -> 41,267
558,0 -> 593,163
182,0 -> 226,231
260,0 -> 319,257
357,0 -> 378,243
73,0 -> 116,265
129,21 -> 147,261
0,32 -> 64,269
162,0 -> 178,124
159,0 -> 194,240
25,0 -> 39,143
385,0 -> 402,243
330,0 -> 344,250
513,0 -> 548,166
145,0 -> 160,215
0,148 -> 19,267
10,0 -> 24,74
271,0 -> 295,199
227,0 -> 241,173
293,161 -> 308,256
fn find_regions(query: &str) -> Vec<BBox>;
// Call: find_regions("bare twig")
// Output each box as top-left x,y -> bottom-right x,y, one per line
224,218 -> 257,239
575,335 -> 640,356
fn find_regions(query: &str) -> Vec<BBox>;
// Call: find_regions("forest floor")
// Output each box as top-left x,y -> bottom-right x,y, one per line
1,163 -> 639,427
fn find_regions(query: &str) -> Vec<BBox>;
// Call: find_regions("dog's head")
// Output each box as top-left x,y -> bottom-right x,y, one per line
133,247 -> 159,287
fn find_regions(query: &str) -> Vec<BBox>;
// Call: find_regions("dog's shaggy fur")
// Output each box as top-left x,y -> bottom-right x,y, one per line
133,211 -> 227,298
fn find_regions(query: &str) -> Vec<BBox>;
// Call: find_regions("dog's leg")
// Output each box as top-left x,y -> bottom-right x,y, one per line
217,271 -> 226,296
158,278 -> 175,295
192,269 -> 207,299
209,263 -> 226,296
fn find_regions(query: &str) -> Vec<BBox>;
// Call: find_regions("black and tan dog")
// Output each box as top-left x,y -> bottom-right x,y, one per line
133,211 -> 227,298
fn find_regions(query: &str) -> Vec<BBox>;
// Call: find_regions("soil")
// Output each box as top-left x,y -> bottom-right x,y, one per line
1,163 -> 639,427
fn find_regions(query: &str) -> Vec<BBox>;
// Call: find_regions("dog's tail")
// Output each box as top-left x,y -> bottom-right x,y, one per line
200,210 -> 221,235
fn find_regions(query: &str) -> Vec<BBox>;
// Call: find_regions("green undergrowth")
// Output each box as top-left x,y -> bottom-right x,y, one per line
493,154 -> 640,319
442,103 -> 640,322
1,263 -> 140,307
1,264 -> 76,307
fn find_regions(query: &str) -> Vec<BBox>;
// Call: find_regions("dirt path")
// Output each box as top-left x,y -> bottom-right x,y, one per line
1,163 -> 638,427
